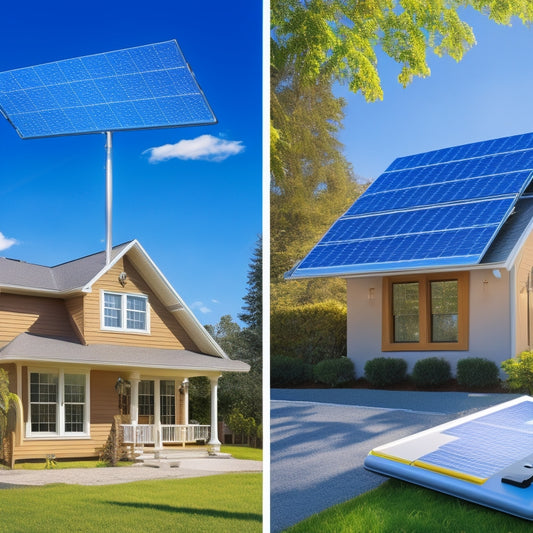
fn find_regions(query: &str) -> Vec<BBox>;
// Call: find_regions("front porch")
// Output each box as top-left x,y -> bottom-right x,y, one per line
122,423 -> 210,448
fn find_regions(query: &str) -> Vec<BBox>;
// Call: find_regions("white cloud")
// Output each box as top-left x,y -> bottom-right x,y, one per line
0,232 -> 17,251
190,301 -> 212,314
146,134 -> 245,163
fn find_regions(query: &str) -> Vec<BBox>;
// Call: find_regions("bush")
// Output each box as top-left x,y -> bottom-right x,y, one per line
501,351 -> 533,394
313,358 -> 355,387
271,355 -> 313,387
412,357 -> 451,388
271,301 -> 346,364
364,357 -> 408,387
456,358 -> 500,389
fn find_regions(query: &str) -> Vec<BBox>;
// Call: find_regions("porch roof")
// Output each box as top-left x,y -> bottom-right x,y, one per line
0,333 -> 249,373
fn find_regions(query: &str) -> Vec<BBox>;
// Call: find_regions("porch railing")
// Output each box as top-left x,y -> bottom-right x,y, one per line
121,424 -> 210,446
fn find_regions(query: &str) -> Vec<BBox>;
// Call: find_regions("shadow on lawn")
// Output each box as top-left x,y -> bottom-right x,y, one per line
106,501 -> 262,523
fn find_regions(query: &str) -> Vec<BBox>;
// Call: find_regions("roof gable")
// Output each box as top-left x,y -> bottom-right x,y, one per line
286,132 -> 533,279
0,240 -> 227,358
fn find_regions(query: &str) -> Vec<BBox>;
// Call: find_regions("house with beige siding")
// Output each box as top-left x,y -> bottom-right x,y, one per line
0,239 -> 248,464
285,133 -> 533,377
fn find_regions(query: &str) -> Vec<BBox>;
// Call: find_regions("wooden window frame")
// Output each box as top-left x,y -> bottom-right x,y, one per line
382,271 -> 469,351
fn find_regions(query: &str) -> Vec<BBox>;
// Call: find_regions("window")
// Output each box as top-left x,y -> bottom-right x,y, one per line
382,272 -> 468,351
102,291 -> 149,333
160,380 -> 176,425
29,370 -> 89,437
139,380 -> 154,419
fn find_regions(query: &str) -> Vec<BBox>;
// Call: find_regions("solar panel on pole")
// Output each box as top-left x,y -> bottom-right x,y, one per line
0,40 -> 216,139
0,40 -> 217,265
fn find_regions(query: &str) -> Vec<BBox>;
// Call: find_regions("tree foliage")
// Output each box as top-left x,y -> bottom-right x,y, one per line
272,0 -> 533,101
0,368 -> 17,459
271,69 -> 365,307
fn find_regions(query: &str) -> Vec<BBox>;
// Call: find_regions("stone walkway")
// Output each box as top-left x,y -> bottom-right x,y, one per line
0,457 -> 262,488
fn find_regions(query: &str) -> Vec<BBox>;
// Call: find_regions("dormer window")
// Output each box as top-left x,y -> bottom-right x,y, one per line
101,291 -> 149,333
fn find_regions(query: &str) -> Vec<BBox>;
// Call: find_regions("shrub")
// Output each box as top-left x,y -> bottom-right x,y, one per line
313,358 -> 355,387
271,301 -> 346,364
412,357 -> 451,388
271,355 -> 313,387
364,357 -> 408,387
501,351 -> 533,394
456,358 -> 500,389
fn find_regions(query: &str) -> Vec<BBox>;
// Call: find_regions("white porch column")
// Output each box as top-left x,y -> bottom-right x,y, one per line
208,375 -> 221,451
181,378 -> 189,425
129,373 -> 140,425
154,379 -> 161,452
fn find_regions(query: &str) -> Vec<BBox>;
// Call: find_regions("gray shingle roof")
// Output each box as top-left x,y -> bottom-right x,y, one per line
0,333 -> 249,373
480,198 -> 533,265
0,241 -> 132,291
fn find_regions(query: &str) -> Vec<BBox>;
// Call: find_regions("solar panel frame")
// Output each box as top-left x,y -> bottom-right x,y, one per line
0,40 -> 217,139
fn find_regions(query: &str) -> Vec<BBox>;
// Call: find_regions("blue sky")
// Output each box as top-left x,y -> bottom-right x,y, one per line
0,1 -> 262,327
337,8 -> 533,182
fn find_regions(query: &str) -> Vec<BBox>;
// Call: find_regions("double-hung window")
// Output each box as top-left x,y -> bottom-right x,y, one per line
29,370 -> 89,437
102,292 -> 149,333
382,272 -> 469,351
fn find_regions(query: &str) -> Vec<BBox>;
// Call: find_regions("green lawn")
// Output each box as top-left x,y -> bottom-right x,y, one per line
220,445 -> 262,461
0,473 -> 262,533
285,479 -> 533,532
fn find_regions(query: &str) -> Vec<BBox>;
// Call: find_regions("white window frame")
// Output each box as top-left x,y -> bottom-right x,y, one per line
27,368 -> 90,439
100,290 -> 150,334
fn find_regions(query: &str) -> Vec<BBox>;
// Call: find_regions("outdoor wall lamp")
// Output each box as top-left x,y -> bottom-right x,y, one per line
368,287 -> 375,301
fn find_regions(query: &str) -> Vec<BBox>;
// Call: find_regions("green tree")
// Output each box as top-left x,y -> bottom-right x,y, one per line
238,236 -> 262,370
0,369 -> 17,460
271,0 -> 533,102
271,70 -> 365,307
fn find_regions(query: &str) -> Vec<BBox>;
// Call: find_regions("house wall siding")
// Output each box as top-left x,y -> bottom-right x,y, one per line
346,269 -> 511,377
13,369 -> 122,461
514,230 -> 533,354
0,294 -> 78,346
82,257 -> 198,350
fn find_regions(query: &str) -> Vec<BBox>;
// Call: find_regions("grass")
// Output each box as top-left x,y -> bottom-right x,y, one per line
285,479 -> 533,532
0,473 -> 262,532
221,445 -> 262,461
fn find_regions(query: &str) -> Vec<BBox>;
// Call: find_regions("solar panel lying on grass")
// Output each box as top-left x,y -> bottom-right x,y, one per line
364,396 -> 533,521
0,40 -> 216,139
285,132 -> 533,279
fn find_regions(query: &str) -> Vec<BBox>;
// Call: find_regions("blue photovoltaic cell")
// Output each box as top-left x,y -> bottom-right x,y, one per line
322,198 -> 513,244
386,132 -> 533,172
418,402 -> 533,480
286,132 -> 533,278
0,40 -> 216,138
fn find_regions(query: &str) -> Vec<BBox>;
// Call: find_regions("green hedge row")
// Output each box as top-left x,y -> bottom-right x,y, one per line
271,301 -> 346,365
271,356 -> 354,387
363,356 -> 500,389
272,354 -> 501,389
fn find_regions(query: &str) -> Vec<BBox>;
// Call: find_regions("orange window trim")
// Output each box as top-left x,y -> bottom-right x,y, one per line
382,271 -> 469,352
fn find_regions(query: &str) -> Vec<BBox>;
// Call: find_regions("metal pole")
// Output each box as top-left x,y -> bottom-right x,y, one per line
105,131 -> 113,265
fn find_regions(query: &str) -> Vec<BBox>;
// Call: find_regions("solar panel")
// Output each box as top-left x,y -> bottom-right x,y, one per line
364,396 -> 533,521
0,40 -> 216,139
286,133 -> 533,279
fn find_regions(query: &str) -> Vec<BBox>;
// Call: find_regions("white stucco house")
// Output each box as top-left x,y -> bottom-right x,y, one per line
285,132 -> 533,377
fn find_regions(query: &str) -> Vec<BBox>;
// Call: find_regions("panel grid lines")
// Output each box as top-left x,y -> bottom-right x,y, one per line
0,40 -> 216,138
287,132 -> 533,278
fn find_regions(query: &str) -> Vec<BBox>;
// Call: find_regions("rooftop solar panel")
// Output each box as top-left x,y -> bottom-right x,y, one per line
0,40 -> 216,139
286,132 -> 533,279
